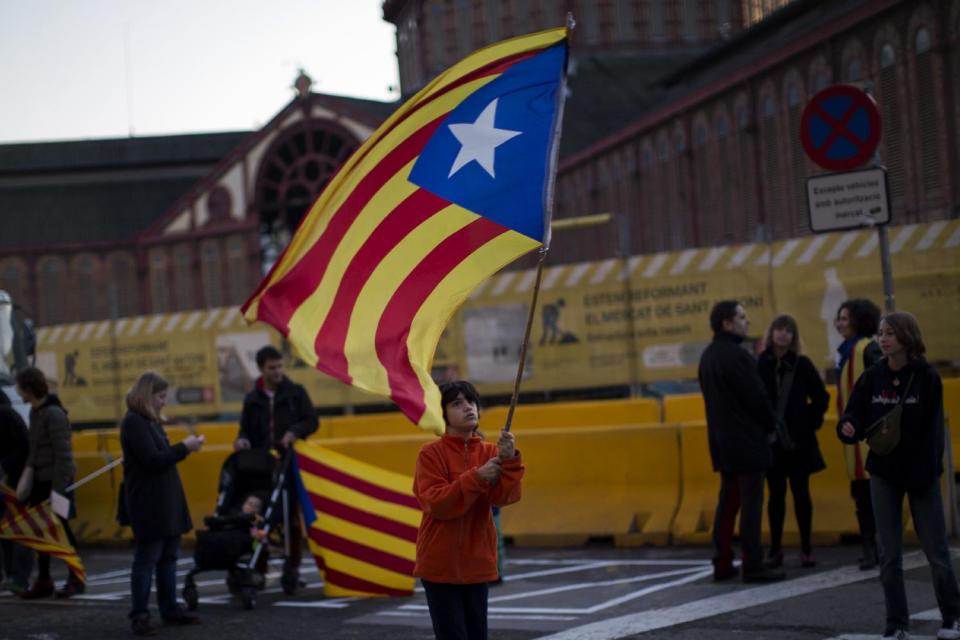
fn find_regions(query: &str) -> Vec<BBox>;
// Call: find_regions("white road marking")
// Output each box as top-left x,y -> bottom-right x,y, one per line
487,567 -> 708,604
534,552 -> 932,640
402,566 -> 713,615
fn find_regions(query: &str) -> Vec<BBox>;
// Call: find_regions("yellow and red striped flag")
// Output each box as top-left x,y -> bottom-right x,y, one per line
242,28 -> 569,431
293,440 -> 420,597
0,485 -> 85,584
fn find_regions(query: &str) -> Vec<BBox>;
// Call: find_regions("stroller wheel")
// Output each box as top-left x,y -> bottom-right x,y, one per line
183,584 -> 198,611
240,586 -> 256,610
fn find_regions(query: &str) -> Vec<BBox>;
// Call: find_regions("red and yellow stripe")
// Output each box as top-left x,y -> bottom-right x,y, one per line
0,486 -> 85,583
295,441 -> 420,597
243,28 -> 566,431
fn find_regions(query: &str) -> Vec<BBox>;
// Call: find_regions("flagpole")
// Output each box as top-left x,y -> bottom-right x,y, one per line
63,457 -> 124,494
503,249 -> 547,433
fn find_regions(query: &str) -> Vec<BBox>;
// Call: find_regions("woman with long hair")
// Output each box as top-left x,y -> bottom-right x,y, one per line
757,315 -> 829,568
120,372 -> 204,636
839,312 -> 960,640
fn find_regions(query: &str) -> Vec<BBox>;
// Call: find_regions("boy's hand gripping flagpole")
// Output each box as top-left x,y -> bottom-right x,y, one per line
503,14 -> 573,433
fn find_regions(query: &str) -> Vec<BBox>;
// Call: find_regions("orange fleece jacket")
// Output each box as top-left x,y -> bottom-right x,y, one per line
413,433 -> 524,584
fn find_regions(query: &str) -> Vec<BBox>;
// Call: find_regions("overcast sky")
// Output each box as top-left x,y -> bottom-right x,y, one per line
0,0 -> 399,143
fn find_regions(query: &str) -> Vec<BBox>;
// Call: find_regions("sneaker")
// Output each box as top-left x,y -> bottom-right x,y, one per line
800,553 -> 817,568
20,578 -> 55,599
938,620 -> 960,640
131,613 -> 158,636
55,576 -> 86,598
162,605 -> 200,626
742,567 -> 786,583
881,630 -> 910,640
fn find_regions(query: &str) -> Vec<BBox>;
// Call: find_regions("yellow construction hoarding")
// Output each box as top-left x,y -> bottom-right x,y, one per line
34,220 -> 960,423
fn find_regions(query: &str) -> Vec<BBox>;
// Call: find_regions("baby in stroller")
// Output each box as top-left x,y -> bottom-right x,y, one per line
183,449 -> 292,611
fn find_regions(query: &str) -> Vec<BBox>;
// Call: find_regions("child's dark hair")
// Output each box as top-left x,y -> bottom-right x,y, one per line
438,380 -> 481,425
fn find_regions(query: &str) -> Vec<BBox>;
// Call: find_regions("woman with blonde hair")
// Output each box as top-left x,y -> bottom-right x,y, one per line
120,372 -> 204,636
757,314 -> 829,568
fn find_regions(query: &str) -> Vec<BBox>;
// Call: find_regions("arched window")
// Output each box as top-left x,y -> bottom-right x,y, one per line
912,25 -> 941,195
37,257 -> 66,325
847,59 -> 863,81
108,252 -> 138,318
227,236 -> 249,304
74,255 -> 100,322
758,88 -> 784,239
0,259 -> 29,310
148,249 -> 170,314
201,240 -> 223,308
880,43 -> 896,68
876,39 -> 906,203
693,122 -> 708,147
172,244 -> 193,311
915,27 -> 931,54
784,74 -> 807,235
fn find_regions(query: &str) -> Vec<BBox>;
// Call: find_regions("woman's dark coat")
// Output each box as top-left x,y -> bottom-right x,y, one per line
120,409 -> 193,541
757,349 -> 830,474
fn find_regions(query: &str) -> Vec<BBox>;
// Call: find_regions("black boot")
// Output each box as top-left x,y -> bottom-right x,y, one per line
859,539 -> 878,570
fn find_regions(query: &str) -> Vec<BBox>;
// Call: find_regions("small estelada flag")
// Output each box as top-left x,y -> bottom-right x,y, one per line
0,484 -> 85,584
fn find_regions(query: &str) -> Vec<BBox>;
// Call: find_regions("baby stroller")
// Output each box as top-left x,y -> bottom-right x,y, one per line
182,448 -> 298,610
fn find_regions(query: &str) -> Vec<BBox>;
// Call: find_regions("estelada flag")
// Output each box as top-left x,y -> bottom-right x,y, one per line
0,485 -> 86,583
292,440 -> 420,597
242,28 -> 569,431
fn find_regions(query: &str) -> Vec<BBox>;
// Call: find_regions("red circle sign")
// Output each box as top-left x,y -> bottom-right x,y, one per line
800,85 -> 882,172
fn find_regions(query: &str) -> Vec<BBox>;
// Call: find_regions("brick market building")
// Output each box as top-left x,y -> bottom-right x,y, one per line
1,0 -> 956,326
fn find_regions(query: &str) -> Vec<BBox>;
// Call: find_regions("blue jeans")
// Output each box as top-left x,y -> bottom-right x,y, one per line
871,475 -> 960,632
130,536 -> 181,619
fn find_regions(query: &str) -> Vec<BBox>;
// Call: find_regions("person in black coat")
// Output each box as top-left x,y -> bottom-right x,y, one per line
839,312 -> 960,639
698,300 -> 783,583
0,388 -> 33,594
757,314 -> 829,569
120,372 -> 204,636
233,345 -> 317,592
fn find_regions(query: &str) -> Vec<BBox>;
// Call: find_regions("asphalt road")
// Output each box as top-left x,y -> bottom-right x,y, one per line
1,542 -> 957,640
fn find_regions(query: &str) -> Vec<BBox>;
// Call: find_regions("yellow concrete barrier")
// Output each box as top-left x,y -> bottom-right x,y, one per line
484,398 -> 661,432
663,394 -> 704,424
500,424 -> 679,546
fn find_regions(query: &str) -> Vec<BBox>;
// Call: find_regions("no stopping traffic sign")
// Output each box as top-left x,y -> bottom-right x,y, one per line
800,85 -> 881,172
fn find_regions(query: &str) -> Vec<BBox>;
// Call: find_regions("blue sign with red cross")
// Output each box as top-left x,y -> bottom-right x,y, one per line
800,85 -> 882,172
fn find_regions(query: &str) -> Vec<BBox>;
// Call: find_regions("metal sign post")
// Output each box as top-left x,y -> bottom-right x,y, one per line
801,84 -> 894,312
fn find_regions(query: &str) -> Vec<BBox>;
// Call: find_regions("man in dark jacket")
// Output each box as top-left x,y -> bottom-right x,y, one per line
233,345 -> 318,592
0,388 -> 32,594
698,300 -> 783,583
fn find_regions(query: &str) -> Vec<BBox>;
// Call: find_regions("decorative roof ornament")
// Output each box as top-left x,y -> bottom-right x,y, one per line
293,68 -> 313,99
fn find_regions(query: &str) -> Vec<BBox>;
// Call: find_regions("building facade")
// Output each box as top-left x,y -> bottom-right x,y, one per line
1,0 -> 956,328
0,78 -> 395,326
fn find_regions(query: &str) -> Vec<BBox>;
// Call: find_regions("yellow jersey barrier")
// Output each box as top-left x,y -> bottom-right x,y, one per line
65,384 -> 956,545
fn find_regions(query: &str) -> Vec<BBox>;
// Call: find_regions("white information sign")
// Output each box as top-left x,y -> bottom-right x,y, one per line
806,167 -> 891,233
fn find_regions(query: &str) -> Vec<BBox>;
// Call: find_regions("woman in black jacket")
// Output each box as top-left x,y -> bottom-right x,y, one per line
758,315 -> 829,569
839,312 -> 960,640
120,372 -> 204,636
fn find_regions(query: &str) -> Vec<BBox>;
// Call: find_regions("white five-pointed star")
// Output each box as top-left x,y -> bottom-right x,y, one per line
447,98 -> 522,179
